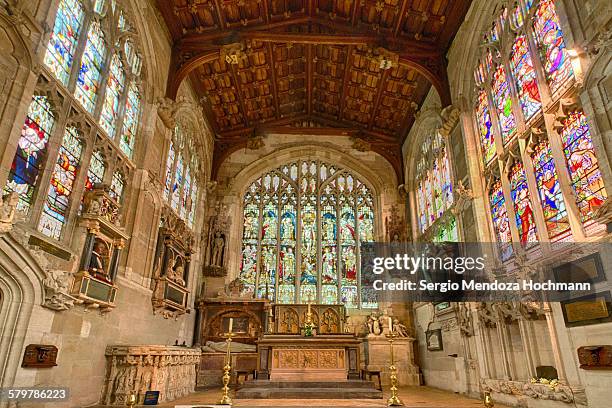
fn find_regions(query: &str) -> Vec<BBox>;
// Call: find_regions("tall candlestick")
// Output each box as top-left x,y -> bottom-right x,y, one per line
228,318 -> 233,333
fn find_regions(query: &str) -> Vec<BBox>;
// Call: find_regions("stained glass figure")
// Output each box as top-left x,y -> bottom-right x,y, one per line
99,54 -> 125,137
44,0 -> 84,86
109,171 -> 124,202
477,90 -> 496,164
4,96 -> 55,212
533,0 -> 574,94
561,112 -> 608,222
509,161 -> 538,245
75,21 -> 106,113
531,140 -> 570,239
490,179 -> 513,260
120,83 -> 140,158
510,35 -> 542,120
491,64 -> 517,144
180,166 -> 191,219
38,127 -> 83,239
238,160 -> 375,308
188,181 -> 198,227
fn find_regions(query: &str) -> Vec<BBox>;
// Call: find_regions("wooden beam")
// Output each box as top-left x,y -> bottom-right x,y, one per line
394,0 -> 409,37
369,69 -> 390,129
307,44 -> 313,115
227,63 -> 251,127
266,43 -> 282,120
337,45 -> 353,122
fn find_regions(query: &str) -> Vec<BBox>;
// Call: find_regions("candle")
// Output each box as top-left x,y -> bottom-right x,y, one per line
228,318 -> 233,333
389,317 -> 393,332
308,302 -> 311,314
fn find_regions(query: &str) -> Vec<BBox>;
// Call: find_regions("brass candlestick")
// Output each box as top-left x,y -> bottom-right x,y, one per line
126,393 -> 137,407
484,391 -> 494,407
218,331 -> 236,405
385,332 -> 403,406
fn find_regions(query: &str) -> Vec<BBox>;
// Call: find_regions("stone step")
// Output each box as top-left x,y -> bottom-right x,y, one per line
235,387 -> 383,399
238,380 -> 378,389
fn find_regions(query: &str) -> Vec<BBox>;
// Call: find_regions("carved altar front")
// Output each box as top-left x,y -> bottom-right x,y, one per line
273,304 -> 345,334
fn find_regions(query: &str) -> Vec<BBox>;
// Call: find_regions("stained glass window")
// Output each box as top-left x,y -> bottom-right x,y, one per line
38,127 -> 83,239
509,161 -> 538,245
239,160 -> 375,308
163,141 -> 175,200
4,96 -> 55,212
120,82 -> 140,158
99,54 -> 125,137
415,133 -> 454,236
476,90 -> 496,164
109,171 -> 124,202
533,0 -> 574,94
510,35 -> 542,121
561,112 -> 608,222
44,0 -> 84,86
171,154 -> 184,211
75,21 -> 106,113
188,181 -> 198,228
489,178 -> 513,260
85,150 -> 105,191
531,140 -> 570,239
491,64 -> 517,144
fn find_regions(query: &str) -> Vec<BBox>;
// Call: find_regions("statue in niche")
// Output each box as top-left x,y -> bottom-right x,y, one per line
165,256 -> 186,286
89,239 -> 111,282
211,231 -> 225,266
0,191 -> 19,232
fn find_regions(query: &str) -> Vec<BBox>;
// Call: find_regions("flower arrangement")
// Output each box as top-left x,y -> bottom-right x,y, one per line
530,378 -> 560,389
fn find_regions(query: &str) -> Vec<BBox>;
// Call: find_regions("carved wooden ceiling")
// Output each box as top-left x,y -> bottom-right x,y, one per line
156,0 -> 472,180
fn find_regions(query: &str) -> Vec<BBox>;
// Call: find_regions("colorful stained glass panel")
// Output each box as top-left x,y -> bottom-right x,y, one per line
75,21 -> 106,113
44,0 -> 84,85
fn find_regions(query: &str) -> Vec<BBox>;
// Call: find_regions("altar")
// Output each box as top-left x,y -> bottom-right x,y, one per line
257,334 -> 361,381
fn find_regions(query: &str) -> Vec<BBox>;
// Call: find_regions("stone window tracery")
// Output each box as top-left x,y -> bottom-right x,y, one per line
2,0 -> 145,242
473,0 -> 608,252
238,160 -> 376,309
162,119 -> 201,228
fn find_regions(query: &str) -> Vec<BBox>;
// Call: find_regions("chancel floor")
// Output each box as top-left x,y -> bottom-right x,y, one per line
164,386 -> 511,408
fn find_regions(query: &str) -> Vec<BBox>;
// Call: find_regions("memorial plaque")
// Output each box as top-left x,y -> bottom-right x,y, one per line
143,391 -> 160,405
21,344 -> 58,368
561,292 -> 612,327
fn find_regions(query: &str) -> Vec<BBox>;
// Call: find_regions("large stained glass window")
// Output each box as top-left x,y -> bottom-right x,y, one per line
239,160 -> 376,308
489,178 -> 513,260
4,96 -> 55,212
510,35 -> 542,120
38,127 -> 83,239
44,0 -> 84,86
531,140 -> 570,240
109,171 -> 124,202
75,21 -> 106,113
533,0 -> 573,94
163,141 -> 175,200
561,112 -> 608,222
509,161 -> 538,245
99,54 -> 125,137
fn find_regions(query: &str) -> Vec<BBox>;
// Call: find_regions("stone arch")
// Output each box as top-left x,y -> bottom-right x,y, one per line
0,233 -> 46,390
222,143 -> 397,281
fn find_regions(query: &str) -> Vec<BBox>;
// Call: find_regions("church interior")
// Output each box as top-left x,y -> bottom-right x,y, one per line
0,0 -> 611,407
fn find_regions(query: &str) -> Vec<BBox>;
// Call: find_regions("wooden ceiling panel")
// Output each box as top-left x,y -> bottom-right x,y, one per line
157,0 -> 473,180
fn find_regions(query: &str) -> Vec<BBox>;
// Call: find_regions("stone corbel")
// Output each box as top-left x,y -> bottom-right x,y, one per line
42,269 -> 79,311
350,136 -> 371,152
438,105 -> 460,137
246,134 -> 265,150
452,180 -> 473,215
156,97 -> 178,129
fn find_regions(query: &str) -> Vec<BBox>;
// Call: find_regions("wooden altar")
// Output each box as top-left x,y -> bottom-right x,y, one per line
257,334 -> 361,381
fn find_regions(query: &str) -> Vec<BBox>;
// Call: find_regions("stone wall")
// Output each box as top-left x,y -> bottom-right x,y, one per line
0,1 -> 212,407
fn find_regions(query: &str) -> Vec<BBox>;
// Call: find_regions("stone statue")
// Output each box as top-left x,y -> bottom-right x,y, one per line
366,312 -> 383,336
392,318 -> 409,337
201,340 -> 255,353
211,231 -> 225,266
0,191 -> 19,232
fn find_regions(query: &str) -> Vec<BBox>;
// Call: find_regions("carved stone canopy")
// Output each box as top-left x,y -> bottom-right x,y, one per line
160,207 -> 196,253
